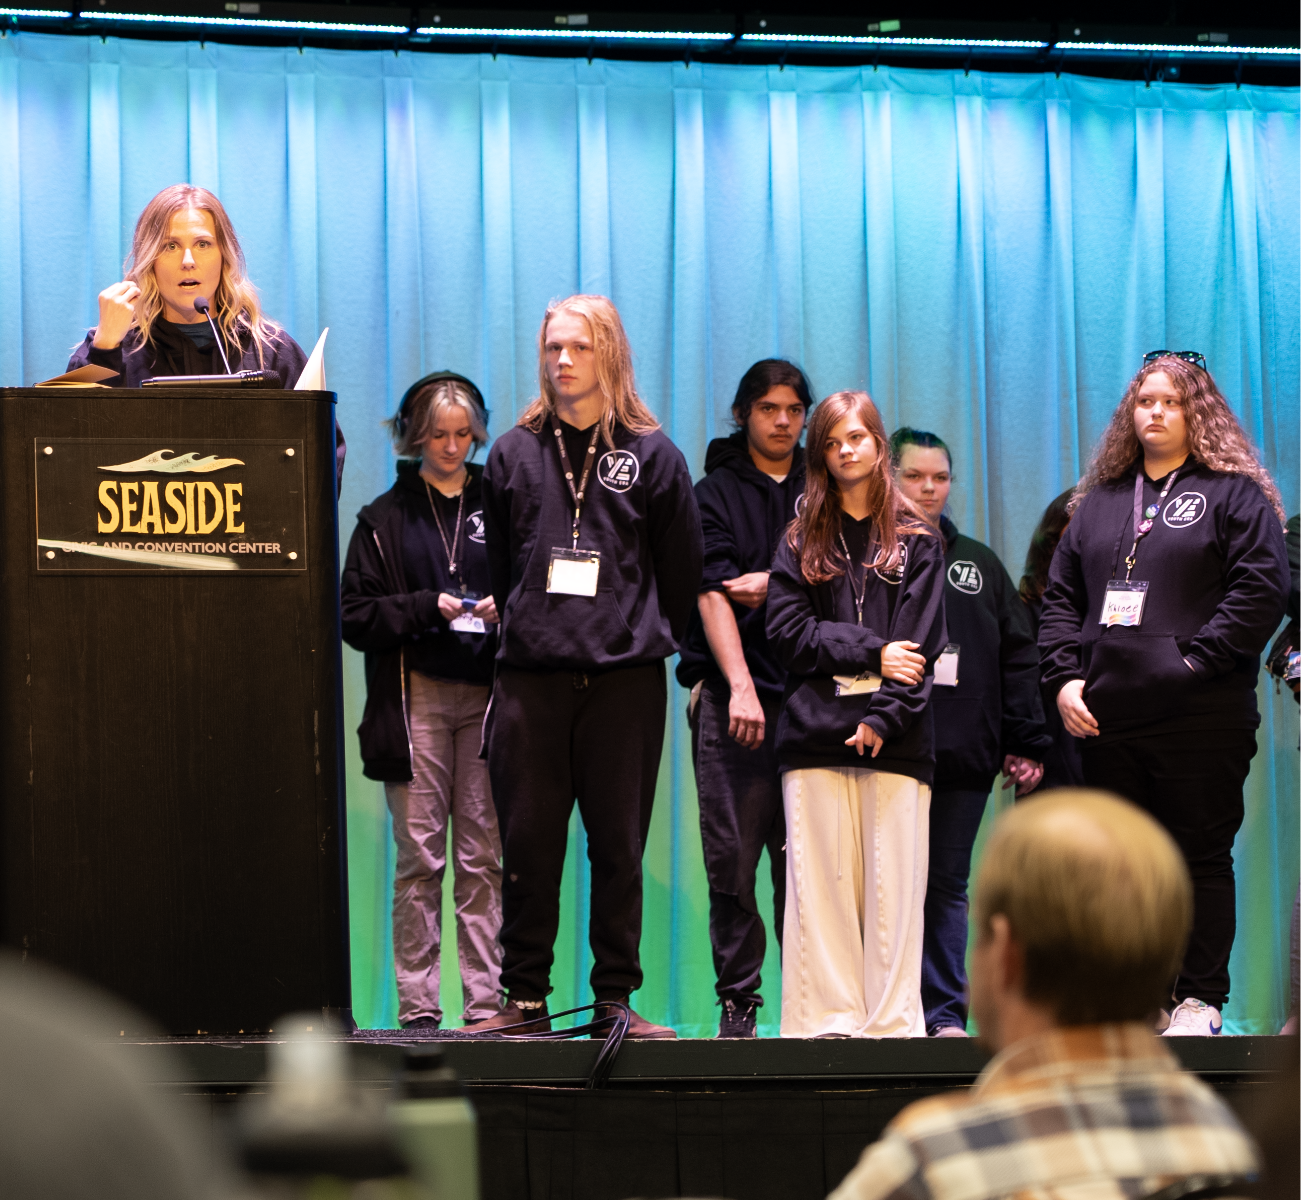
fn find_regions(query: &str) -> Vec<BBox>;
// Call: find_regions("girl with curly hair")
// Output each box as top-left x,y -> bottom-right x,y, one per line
1038,354 -> 1289,1037
766,391 -> 947,1037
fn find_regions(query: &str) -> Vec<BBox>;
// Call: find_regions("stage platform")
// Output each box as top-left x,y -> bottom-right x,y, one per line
117,1033 -> 1291,1200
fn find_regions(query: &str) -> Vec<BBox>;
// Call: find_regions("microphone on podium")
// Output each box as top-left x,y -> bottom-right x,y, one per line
192,296 -> 233,375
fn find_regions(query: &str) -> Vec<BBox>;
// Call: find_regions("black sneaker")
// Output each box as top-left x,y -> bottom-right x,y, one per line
400,1016 -> 441,1032
718,999 -> 758,1039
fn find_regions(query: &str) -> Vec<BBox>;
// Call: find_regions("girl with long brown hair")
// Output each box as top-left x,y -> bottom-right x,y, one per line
67,184 -> 307,388
1039,353 -> 1289,1036
766,391 -> 946,1037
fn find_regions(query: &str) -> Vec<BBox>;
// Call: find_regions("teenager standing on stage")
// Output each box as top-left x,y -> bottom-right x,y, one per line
341,373 -> 502,1031
473,295 -> 703,1038
767,392 -> 946,1038
677,360 -> 814,1039
890,428 -> 1050,1039
1039,352 -> 1288,1037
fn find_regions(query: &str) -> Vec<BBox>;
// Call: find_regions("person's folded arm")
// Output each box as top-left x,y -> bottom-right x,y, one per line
339,525 -> 441,653
860,530 -> 947,743
766,539 -> 885,678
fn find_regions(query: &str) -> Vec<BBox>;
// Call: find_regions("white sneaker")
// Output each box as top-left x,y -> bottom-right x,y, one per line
1162,998 -> 1222,1036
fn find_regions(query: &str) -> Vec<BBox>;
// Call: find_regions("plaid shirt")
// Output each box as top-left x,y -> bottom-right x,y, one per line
829,1024 -> 1258,1200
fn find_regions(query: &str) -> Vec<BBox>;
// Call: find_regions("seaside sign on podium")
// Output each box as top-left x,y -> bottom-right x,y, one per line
0,386 -> 351,1035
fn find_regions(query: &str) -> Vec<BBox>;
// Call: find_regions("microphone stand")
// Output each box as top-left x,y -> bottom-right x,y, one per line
192,296 -> 233,375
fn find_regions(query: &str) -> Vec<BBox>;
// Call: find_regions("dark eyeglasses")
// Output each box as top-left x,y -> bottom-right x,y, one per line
1143,350 -> 1207,371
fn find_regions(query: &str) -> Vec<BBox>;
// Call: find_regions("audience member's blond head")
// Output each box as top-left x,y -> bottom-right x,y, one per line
972,789 -> 1192,1025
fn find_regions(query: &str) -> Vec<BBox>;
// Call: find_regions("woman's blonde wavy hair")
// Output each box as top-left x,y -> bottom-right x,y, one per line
518,295 -> 659,449
123,184 -> 279,366
1072,356 -> 1284,521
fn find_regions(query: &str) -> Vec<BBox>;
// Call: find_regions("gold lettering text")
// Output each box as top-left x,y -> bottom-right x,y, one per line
97,481 -> 120,533
184,481 -> 196,535
164,482 -> 186,534
139,481 -> 163,534
223,483 -> 245,534
196,481 -> 224,535
120,481 -> 141,533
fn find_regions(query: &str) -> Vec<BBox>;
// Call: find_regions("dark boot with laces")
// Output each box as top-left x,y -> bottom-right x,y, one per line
717,998 -> 758,1039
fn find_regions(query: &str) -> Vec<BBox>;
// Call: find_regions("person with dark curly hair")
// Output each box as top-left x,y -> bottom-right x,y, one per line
1038,352 -> 1288,1036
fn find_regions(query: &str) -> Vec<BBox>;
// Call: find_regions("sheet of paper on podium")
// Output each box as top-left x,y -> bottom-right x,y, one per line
35,364 -> 119,387
294,328 -> 329,391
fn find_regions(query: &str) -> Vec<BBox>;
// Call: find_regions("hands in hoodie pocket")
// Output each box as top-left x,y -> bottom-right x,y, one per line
1084,632 -> 1197,727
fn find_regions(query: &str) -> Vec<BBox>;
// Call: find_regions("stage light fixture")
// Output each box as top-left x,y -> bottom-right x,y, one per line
78,10 -> 408,33
740,33 -> 1050,49
1061,40 -> 1299,56
412,24 -> 733,41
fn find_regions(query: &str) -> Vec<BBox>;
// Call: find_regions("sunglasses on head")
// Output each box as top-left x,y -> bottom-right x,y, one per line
1143,350 -> 1207,371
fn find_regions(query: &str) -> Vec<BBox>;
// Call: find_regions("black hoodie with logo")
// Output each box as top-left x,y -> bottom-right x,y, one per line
676,431 -> 806,703
932,515 -> 1052,791
340,461 -> 497,782
482,420 -> 703,671
1038,460 -> 1288,743
766,519 -> 948,784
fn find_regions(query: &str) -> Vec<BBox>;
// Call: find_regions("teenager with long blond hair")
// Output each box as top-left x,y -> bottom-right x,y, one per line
1038,352 -> 1288,1037
471,295 -> 702,1039
68,184 -> 306,388
766,391 -> 946,1037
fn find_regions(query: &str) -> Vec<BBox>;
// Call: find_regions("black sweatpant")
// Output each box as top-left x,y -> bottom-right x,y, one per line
487,662 -> 667,1003
690,680 -> 786,1008
1081,726 -> 1257,1011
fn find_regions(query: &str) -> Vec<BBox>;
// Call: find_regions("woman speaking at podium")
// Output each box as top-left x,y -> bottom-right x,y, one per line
67,183 -> 307,387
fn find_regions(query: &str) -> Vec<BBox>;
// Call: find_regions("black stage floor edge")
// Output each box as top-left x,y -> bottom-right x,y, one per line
121,1034 -> 1294,1200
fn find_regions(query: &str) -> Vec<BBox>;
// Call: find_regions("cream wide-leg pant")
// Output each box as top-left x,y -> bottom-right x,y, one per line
780,766 -> 930,1038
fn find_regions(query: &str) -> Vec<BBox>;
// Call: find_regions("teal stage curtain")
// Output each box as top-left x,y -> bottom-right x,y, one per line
1,32 -> 1296,1034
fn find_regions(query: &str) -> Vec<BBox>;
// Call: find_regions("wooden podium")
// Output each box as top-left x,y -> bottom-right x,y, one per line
0,386 -> 351,1034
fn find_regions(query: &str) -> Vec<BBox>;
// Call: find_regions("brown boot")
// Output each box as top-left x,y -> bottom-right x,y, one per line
461,1000 -> 551,1035
599,1001 -> 676,1040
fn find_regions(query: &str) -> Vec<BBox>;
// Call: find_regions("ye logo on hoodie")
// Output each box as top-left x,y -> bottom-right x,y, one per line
947,560 -> 983,595
597,450 -> 640,493
1162,492 -> 1207,529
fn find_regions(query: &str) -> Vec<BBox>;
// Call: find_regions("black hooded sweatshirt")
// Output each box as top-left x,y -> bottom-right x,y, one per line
482,419 -> 703,671
766,517 -> 947,784
340,461 -> 497,782
1038,460 -> 1288,743
932,515 -> 1052,791
68,325 -> 347,488
676,431 -> 806,702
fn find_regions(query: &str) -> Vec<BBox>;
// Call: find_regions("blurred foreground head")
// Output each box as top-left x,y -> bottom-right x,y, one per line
970,789 -> 1193,1045
0,952 -> 234,1200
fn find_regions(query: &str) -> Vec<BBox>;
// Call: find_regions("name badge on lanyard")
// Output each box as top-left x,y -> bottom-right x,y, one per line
1101,466 -> 1182,628
1100,579 -> 1149,627
934,643 -> 960,687
547,547 -> 601,596
834,672 -> 882,697
450,613 -> 487,633
546,418 -> 603,598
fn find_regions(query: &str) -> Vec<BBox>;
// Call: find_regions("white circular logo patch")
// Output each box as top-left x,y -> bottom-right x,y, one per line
874,541 -> 908,585
597,450 -> 640,493
1162,492 -> 1207,529
794,492 -> 805,518
466,510 -> 486,543
947,560 -> 983,595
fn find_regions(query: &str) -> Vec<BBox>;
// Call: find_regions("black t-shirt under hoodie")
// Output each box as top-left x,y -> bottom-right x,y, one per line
766,512 -> 948,785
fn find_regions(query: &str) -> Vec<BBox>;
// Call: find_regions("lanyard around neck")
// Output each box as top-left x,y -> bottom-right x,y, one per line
1122,464 -> 1184,582
551,416 -> 601,548
837,531 -> 867,626
425,478 -> 466,578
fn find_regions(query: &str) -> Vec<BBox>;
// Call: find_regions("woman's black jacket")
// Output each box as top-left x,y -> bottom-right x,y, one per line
1038,460 -> 1288,743
766,519 -> 947,785
68,324 -> 346,489
340,462 -> 495,782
